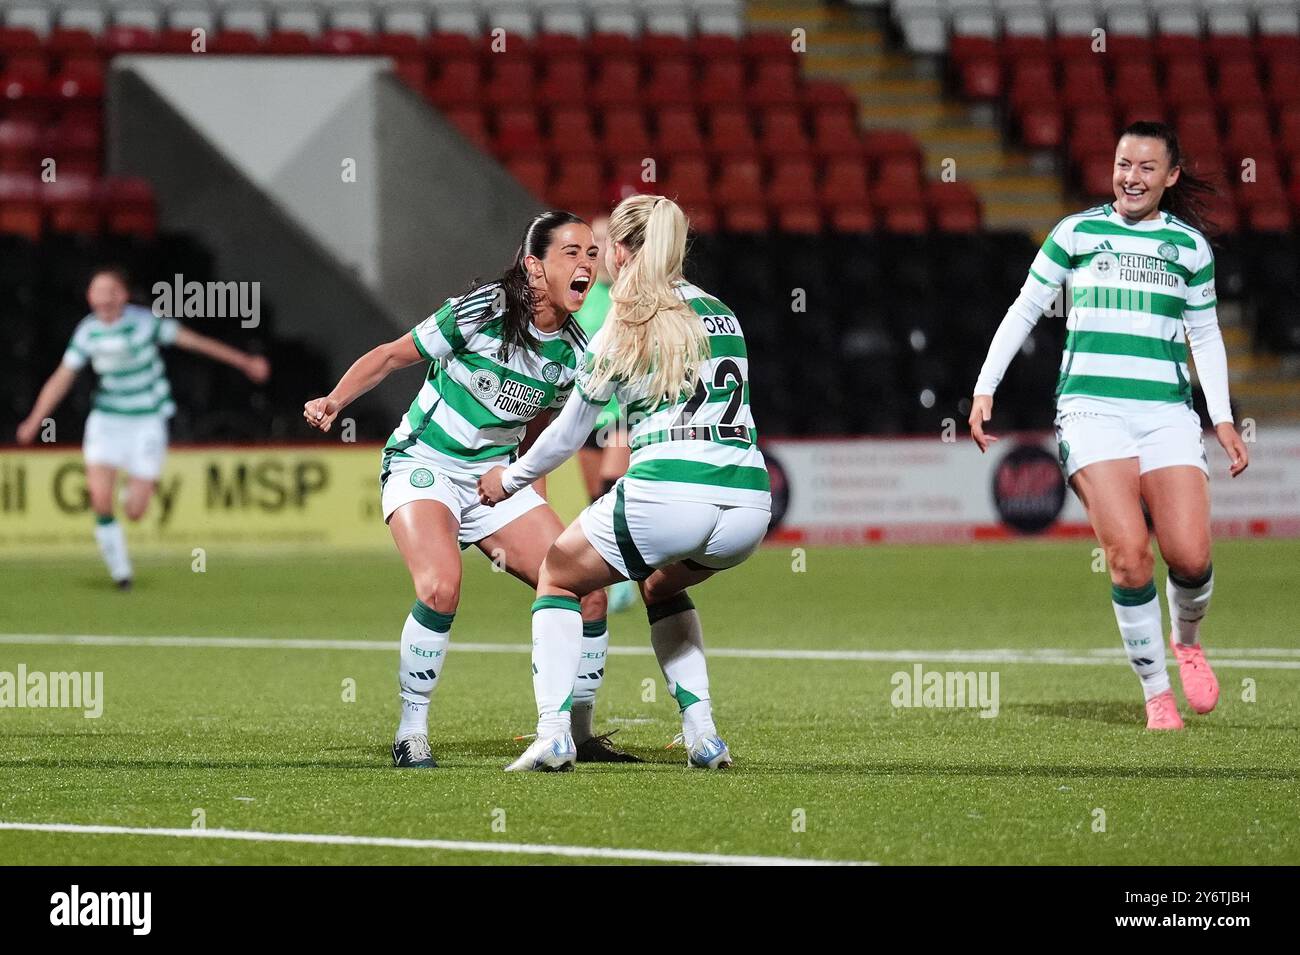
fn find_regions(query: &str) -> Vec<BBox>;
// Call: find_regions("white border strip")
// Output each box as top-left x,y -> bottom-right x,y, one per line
1,634 -> 1298,668
0,821 -> 874,866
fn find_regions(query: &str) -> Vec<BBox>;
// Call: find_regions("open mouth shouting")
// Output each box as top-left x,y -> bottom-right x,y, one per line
566,271 -> 592,308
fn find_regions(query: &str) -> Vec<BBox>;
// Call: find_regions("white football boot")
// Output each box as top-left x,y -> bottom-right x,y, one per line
505,732 -> 577,772
686,734 -> 732,769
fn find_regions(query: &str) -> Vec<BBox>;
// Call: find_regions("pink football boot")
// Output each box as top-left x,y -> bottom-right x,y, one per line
1145,689 -> 1184,730
1171,639 -> 1220,714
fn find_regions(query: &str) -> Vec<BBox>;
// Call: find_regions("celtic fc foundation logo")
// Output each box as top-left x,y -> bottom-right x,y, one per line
1157,241 -> 1179,262
410,468 -> 434,488
542,362 -> 562,384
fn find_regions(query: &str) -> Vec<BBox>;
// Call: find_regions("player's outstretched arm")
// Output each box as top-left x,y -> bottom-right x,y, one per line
304,334 -> 423,433
174,326 -> 270,383
17,364 -> 78,444
478,394 -> 604,505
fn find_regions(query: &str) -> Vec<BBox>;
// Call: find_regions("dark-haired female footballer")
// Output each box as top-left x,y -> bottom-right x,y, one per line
305,211 -> 636,767
969,122 -> 1249,730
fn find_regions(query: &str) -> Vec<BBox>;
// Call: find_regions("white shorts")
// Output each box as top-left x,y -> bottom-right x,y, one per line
1055,404 -> 1208,479
380,455 -> 547,545
580,481 -> 770,581
83,410 -> 168,480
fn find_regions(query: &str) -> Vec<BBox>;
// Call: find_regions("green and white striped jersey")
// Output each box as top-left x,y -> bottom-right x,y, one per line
383,283 -> 587,477
576,282 -> 770,509
1031,204 -> 1217,416
61,305 -> 180,418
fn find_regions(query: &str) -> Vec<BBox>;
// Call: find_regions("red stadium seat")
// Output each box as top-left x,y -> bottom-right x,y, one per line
643,58 -> 694,108
819,157 -> 870,207
801,80 -> 856,114
99,176 -> 156,237
749,59 -> 800,107
0,171 -> 40,238
1112,62 -> 1161,112
43,116 -> 100,175
47,29 -> 99,56
549,158 -> 604,209
1068,107 -> 1116,164
927,181 -> 982,233
694,34 -> 741,61
654,107 -> 705,157
882,204 -> 928,234
0,118 -> 39,172
661,156 -> 711,205
537,57 -> 587,103
607,156 -> 651,201
428,33 -> 480,58
1078,151 -> 1114,199
2,53 -> 48,81
767,158 -> 817,205
1216,57 -> 1265,107
705,107 -> 757,158
1019,104 -> 1065,150
602,108 -> 652,156
1164,61 -> 1213,109
721,203 -> 770,233
587,32 -> 636,60
741,33 -> 797,67
494,107 -> 544,156
42,171 -> 99,235
209,31 -> 265,54
872,155 -> 924,205
0,28 -> 41,54
960,56 -> 1002,101
714,158 -> 763,205
533,33 -> 584,59
547,106 -> 599,156
1,74 -> 49,123
757,108 -> 811,157
591,58 -> 640,108
1008,59 -> 1056,111
829,203 -> 875,233
641,33 -> 691,60
775,204 -> 823,234
1279,106 -> 1300,159
484,60 -> 536,107
697,59 -> 745,106
1224,108 -> 1275,166
316,30 -> 376,55
264,32 -> 315,54
1270,60 -> 1300,108
506,156 -> 549,199
427,58 -> 482,108
812,108 -> 863,157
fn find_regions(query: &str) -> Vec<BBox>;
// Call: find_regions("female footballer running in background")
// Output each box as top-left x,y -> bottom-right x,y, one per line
17,267 -> 270,589
969,121 -> 1249,730
573,214 -> 637,615
304,211 -> 637,768
479,195 -> 771,772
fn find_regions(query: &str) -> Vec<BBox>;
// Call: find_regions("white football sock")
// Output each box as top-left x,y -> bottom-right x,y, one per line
648,594 -> 716,747
395,600 -> 453,742
531,596 -> 582,738
93,515 -> 132,582
1167,565 -> 1213,647
571,618 -> 608,743
1112,580 -> 1170,700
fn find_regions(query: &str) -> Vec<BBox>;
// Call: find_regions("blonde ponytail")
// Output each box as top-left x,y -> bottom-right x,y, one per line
585,195 -> 709,404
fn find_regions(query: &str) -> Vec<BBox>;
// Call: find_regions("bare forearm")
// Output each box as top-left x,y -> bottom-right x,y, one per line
328,344 -> 410,411
26,369 -> 75,423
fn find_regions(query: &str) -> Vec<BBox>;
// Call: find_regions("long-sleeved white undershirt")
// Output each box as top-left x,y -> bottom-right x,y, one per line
500,394 -> 604,496
973,282 -> 1235,426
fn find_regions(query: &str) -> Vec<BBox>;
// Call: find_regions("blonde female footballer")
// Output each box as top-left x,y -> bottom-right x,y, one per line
479,195 -> 771,771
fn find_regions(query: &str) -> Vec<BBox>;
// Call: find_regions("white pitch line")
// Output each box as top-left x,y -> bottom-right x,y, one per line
0,821 -> 873,866
1,633 -> 1299,668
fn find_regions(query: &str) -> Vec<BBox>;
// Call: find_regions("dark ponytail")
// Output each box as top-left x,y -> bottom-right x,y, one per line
459,210 -> 587,356
1119,121 -> 1218,237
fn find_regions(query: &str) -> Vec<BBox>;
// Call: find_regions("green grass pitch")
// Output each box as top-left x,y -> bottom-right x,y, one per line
1,538 -> 1297,865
